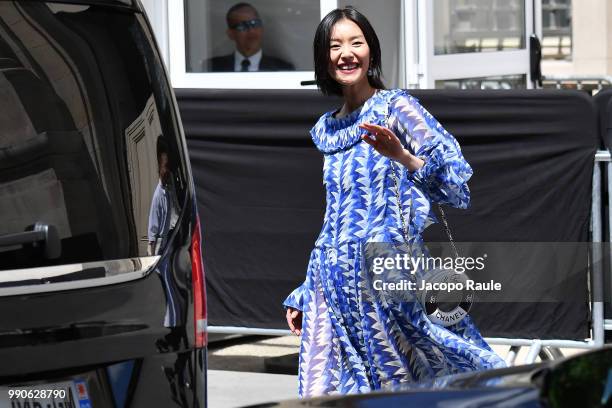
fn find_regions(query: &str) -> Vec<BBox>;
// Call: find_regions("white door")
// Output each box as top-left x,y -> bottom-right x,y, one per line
410,0 -> 538,89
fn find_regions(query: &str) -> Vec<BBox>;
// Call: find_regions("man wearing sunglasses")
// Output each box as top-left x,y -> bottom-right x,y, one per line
206,2 -> 295,72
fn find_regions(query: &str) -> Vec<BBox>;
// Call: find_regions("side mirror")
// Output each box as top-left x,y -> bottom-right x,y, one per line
542,347 -> 612,408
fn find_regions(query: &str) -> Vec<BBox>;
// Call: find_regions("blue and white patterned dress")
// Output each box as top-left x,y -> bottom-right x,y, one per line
283,89 -> 505,398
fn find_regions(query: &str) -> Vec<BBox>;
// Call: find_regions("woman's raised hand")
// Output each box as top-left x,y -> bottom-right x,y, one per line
359,123 -> 425,172
286,307 -> 303,336
359,123 -> 405,161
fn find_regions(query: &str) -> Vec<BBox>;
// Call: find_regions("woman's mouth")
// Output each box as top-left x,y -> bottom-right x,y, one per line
337,63 -> 360,74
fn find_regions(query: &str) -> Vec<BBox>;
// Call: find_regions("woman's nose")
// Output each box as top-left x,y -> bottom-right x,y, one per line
339,49 -> 355,59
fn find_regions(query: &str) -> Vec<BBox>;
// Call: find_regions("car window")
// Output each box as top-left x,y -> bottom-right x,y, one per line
0,2 -> 185,270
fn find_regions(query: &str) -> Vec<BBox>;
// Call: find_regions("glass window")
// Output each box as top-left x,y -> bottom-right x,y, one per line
541,0 -> 572,60
0,2 -> 186,269
184,0 -> 319,73
337,0 -> 402,89
434,0 -> 525,55
435,74 -> 527,89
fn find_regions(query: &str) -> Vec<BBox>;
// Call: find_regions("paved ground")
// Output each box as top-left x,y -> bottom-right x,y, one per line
207,334 -> 588,408
208,335 -> 300,407
208,370 -> 297,408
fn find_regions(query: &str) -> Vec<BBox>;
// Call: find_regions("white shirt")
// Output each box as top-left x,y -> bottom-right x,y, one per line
234,49 -> 262,72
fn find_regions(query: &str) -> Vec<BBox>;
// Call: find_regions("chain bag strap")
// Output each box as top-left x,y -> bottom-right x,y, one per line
388,157 -> 473,327
389,161 -> 459,258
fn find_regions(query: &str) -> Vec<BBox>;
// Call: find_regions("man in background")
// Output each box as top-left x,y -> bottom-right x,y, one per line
206,2 -> 295,72
148,137 -> 179,256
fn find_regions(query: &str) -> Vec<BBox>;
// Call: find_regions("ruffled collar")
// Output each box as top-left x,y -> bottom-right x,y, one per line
310,89 -> 404,155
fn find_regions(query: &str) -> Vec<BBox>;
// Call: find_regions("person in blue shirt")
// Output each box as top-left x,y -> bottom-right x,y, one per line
283,6 -> 505,398
148,137 -> 186,334
148,138 -> 179,256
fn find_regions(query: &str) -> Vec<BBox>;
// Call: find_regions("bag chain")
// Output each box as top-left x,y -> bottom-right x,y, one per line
389,161 -> 460,259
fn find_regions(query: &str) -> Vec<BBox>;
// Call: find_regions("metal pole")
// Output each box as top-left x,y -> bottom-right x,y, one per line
485,337 -> 596,349
539,347 -> 564,360
607,161 -> 612,334
592,159 -> 605,346
207,326 -> 292,336
505,345 -> 521,366
525,340 -> 542,364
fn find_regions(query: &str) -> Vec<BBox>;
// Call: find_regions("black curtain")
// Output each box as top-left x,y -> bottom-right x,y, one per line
177,89 -> 597,340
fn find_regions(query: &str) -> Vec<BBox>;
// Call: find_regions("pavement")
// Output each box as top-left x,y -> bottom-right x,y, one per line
208,335 -> 300,407
207,334 -> 588,408
208,370 -> 297,408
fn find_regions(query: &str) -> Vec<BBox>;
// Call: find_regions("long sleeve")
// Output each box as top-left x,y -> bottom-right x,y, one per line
283,279 -> 308,311
388,92 -> 473,209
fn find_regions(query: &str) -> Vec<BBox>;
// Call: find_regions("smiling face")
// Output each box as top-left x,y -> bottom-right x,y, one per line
328,18 -> 371,90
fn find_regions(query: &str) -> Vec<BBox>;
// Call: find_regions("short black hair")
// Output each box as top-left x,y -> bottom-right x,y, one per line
313,6 -> 385,96
226,2 -> 260,27
156,136 -> 170,167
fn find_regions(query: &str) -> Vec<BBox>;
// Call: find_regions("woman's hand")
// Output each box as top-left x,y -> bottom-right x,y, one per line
286,307 -> 303,336
359,123 -> 424,172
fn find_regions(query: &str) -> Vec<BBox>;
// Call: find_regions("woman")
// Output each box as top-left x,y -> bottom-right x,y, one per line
284,7 -> 505,398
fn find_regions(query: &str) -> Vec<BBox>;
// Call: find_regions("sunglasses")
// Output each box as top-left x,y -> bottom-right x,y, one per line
230,18 -> 263,32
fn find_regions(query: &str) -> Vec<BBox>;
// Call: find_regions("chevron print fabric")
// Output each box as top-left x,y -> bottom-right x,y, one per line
283,89 -> 506,398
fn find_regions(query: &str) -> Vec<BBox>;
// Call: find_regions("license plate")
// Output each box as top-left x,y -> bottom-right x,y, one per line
0,380 -> 92,408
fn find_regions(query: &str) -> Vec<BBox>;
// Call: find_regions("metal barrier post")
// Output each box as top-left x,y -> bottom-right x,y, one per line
525,340 -> 542,364
607,161 -> 612,333
593,152 -> 607,347
542,75 -> 612,92
505,345 -> 520,366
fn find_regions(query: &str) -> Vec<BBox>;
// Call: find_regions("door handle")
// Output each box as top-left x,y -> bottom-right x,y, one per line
0,222 -> 61,259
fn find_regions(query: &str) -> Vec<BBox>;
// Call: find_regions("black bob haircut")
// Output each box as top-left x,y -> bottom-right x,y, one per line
313,6 -> 385,96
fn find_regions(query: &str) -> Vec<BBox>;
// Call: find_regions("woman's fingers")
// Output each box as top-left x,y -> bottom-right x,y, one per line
286,308 -> 303,336
360,123 -> 406,161
286,308 -> 296,333
360,122 -> 389,134
360,124 -> 385,147
360,123 -> 398,144
292,310 -> 302,336
359,123 -> 380,137
361,123 -> 405,162
361,134 -> 377,147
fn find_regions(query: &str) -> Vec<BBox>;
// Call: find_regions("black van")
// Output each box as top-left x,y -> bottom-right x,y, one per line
0,1 -> 206,407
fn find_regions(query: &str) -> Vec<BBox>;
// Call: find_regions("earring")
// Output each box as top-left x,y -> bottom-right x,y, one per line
367,67 -> 373,76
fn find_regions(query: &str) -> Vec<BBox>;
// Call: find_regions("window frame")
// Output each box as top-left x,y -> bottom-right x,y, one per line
540,0 -> 572,61
418,0 -> 535,89
168,0 -> 338,89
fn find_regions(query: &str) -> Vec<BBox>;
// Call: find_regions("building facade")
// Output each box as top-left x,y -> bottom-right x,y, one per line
140,0 -> 609,90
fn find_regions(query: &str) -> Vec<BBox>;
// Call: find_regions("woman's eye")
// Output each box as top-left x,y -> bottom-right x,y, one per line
330,44 -> 340,50
353,42 -> 363,46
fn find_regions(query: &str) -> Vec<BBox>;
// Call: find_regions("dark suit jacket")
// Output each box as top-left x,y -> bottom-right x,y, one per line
204,53 -> 295,72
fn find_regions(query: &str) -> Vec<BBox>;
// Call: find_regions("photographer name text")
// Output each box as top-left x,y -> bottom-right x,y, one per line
372,279 -> 501,292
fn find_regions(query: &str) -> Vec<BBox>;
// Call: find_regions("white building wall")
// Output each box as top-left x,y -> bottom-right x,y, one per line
542,0 -> 612,78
